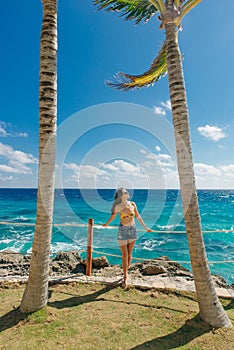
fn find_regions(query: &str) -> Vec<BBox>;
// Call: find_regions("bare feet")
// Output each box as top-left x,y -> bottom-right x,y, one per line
121,278 -> 130,290
122,279 -> 127,288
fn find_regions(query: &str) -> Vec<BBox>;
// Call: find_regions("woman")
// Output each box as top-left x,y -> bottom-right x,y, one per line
103,187 -> 153,288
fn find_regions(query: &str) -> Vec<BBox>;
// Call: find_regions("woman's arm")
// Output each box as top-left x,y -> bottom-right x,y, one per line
133,202 -> 153,232
103,212 -> 118,227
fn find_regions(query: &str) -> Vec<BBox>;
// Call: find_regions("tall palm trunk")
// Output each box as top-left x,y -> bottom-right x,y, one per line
20,0 -> 58,313
165,22 -> 231,328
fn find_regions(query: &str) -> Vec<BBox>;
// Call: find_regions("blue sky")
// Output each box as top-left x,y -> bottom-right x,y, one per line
0,0 -> 234,189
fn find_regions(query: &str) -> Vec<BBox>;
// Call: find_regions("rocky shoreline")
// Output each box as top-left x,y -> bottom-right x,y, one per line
0,250 -> 233,297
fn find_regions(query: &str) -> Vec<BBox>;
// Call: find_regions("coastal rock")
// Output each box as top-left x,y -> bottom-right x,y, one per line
129,257 -> 192,278
92,256 -> 109,269
50,251 -> 83,275
72,263 -> 86,274
0,250 -> 30,277
211,274 -> 231,289
141,263 -> 167,276
92,264 -> 122,278
0,250 -> 24,264
52,251 -> 81,264
0,251 -> 233,293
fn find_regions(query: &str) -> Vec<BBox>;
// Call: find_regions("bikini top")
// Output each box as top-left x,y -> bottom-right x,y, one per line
120,212 -> 135,219
120,203 -> 135,219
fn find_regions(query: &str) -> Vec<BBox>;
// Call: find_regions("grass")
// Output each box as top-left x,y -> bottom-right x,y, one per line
0,281 -> 233,350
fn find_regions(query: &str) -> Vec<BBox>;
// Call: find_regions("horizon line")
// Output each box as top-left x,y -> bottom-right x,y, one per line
0,188 -> 233,191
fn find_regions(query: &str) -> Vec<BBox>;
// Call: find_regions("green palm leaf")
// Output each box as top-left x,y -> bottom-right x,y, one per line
107,41 -> 167,90
94,0 -> 159,24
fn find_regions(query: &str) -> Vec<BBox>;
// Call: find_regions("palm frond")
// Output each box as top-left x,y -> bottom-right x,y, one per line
94,0 -> 159,24
107,41 -> 167,90
180,0 -> 202,20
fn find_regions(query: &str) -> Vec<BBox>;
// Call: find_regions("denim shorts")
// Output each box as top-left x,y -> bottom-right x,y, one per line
118,223 -> 137,241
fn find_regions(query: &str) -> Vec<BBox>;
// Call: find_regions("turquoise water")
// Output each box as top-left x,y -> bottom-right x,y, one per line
0,188 -> 233,284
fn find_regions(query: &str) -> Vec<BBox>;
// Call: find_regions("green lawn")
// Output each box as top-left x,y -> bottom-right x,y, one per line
0,282 -> 233,350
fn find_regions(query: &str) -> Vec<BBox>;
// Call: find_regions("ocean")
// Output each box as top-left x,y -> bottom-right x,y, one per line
0,188 -> 233,284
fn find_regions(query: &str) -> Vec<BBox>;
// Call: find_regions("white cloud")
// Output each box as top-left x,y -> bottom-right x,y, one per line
0,163 -> 33,175
0,122 -> 9,137
141,160 -> 155,170
15,132 -> 28,138
140,149 -> 147,155
195,163 -> 222,176
63,163 -> 79,172
102,163 -> 118,171
0,142 -> 37,164
107,154 -> 177,188
0,126 -> 8,137
149,153 -> 176,169
63,163 -> 108,187
219,164 -> 234,178
194,162 -> 234,188
0,174 -> 14,181
153,100 -> 171,116
63,160 -> 146,188
0,164 -> 23,174
99,160 -> 144,178
197,124 -> 225,142
153,106 -> 166,116
112,160 -> 143,174
0,121 -> 28,138
10,160 -> 34,174
156,154 -> 173,161
0,142 -> 37,176
141,152 -> 179,188
145,153 -> 157,160
62,154 -> 234,190
64,163 -> 107,177
161,100 -> 171,110
145,152 -> 175,168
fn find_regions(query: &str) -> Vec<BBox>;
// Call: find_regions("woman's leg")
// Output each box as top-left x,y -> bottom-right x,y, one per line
119,242 -> 128,286
127,240 -> 136,269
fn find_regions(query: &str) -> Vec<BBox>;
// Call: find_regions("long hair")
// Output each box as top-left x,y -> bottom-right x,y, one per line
111,187 -> 124,214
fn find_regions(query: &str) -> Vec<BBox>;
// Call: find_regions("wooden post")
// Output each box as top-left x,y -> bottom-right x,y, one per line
86,218 -> 93,276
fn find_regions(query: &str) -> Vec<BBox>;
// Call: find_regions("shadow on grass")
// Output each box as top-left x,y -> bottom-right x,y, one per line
224,299 -> 234,310
0,283 -> 118,333
0,307 -> 28,332
130,315 -> 212,350
97,296 -> 186,314
47,282 -> 187,314
48,283 -> 118,309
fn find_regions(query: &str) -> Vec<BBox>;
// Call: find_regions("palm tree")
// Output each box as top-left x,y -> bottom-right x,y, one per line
94,0 -> 232,328
20,0 -> 58,312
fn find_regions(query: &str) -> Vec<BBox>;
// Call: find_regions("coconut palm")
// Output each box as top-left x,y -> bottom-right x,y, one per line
20,0 -> 58,312
94,0 -> 232,328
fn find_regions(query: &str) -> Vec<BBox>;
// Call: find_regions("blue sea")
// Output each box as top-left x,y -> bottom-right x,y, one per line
0,188 -> 233,284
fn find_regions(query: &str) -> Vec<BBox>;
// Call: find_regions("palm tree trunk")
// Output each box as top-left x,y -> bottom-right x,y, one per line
165,22 -> 231,328
20,0 -> 58,313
